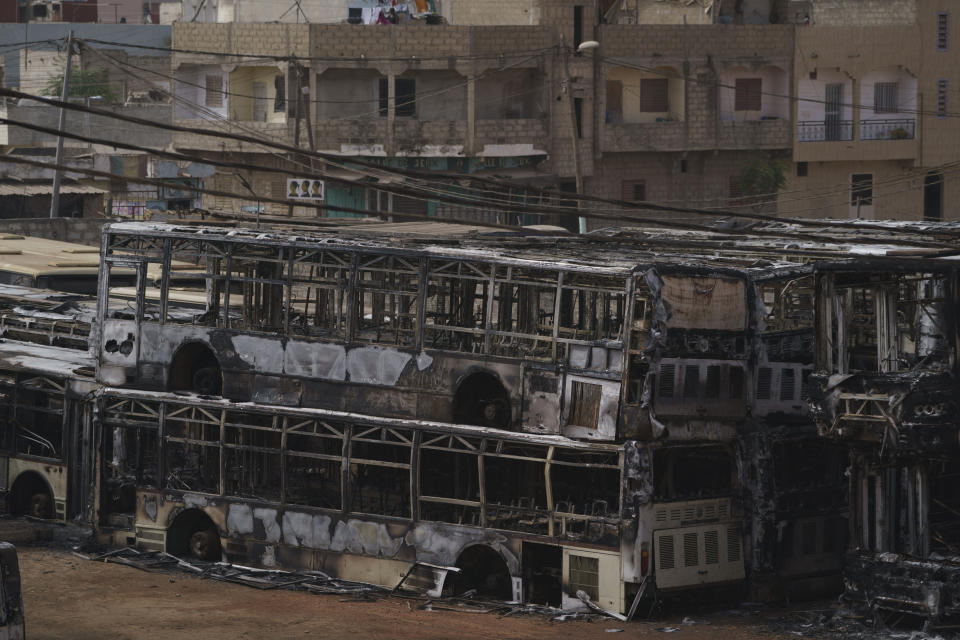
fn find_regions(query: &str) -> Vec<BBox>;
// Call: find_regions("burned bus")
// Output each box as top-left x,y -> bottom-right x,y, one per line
94,387 -> 744,613
808,256 -> 960,628
91,221 -> 767,603
0,340 -> 96,521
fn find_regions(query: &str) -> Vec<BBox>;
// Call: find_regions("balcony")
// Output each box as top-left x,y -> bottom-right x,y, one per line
600,121 -> 685,153
394,120 -> 468,156
795,118 -> 919,163
797,121 -> 853,142
861,118 -> 916,141
475,119 -> 548,155
172,119 -> 292,152
314,120 -> 389,155
717,118 -> 791,149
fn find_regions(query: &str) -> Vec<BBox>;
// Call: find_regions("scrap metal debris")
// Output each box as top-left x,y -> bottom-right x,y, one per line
79,547 -> 612,622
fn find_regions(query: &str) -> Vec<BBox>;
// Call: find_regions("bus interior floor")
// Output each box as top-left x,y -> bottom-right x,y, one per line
73,546 -> 605,622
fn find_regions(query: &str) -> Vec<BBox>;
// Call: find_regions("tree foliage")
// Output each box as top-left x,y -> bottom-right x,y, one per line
737,154 -> 787,202
43,67 -> 120,103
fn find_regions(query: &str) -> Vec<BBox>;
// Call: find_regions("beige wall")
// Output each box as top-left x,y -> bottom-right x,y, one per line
605,65 -> 685,124
445,0 -> 533,25
779,160 -> 960,221
811,0 -> 917,27
787,2 -> 960,221
588,150 -> 771,226
919,0 -> 960,168
229,66 -> 286,124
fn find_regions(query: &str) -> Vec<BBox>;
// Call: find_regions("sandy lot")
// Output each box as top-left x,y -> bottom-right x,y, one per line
16,546 -> 799,640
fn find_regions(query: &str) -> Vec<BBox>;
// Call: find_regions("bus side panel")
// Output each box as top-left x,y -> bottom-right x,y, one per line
653,523 -> 744,590
560,547 -> 623,613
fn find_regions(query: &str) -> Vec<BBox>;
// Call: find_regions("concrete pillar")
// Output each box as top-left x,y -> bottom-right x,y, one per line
387,72 -> 396,156
466,74 -> 476,156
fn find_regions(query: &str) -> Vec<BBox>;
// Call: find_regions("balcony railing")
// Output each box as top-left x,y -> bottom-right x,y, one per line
861,118 -> 916,141
797,120 -> 853,142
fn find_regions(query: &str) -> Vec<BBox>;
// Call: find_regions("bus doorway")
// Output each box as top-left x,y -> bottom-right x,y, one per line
522,542 -> 562,607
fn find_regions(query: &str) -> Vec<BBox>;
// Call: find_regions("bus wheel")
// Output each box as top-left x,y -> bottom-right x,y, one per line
27,492 -> 52,519
188,528 -> 220,561
168,509 -> 221,562
481,398 -> 510,428
454,372 -> 512,430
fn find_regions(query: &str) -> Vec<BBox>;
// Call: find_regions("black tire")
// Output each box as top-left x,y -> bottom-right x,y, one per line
479,397 -> 510,429
27,491 -> 52,519
192,367 -> 221,395
188,528 -> 220,561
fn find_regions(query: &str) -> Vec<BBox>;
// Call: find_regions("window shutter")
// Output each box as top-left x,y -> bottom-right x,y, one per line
621,180 -> 646,202
640,78 -> 669,112
734,78 -> 762,111
205,75 -> 223,107
874,82 -> 898,113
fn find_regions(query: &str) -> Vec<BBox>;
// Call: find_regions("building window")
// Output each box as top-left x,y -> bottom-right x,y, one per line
851,174 -> 873,207
622,180 -> 646,202
573,5 -> 584,50
938,79 -> 948,117
873,82 -> 898,113
574,97 -> 583,137
937,13 -> 949,51
734,78 -> 762,111
640,78 -> 669,112
396,78 -> 416,117
797,162 -> 808,177
205,75 -> 223,107
378,78 -> 417,118
274,74 -> 285,112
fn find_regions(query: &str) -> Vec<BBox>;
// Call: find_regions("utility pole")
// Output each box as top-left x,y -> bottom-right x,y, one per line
562,36 -> 586,234
288,62 -> 301,217
50,31 -> 74,219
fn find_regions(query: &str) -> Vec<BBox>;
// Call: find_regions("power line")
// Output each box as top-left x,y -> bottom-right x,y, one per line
78,39 -> 960,216
6,83 -> 958,241
6,109 -> 958,251
15,151 -> 957,254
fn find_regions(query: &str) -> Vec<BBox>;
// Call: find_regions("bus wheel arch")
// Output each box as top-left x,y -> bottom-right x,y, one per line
9,471 -> 54,519
451,543 -> 515,600
169,342 -> 222,396
452,371 -> 512,429
166,508 -> 222,561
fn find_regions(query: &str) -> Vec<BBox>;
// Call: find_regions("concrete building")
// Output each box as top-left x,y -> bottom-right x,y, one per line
783,0 -> 959,221
167,1 -> 799,228
0,24 -> 187,217
164,0 -> 959,225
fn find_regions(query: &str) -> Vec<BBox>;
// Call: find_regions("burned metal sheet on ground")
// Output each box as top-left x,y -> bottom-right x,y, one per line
78,546 -> 606,621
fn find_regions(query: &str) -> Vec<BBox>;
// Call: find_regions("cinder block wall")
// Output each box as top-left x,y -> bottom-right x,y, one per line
0,218 -> 105,246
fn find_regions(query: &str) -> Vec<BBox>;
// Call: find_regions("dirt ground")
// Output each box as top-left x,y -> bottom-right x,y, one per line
16,546 -> 804,640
